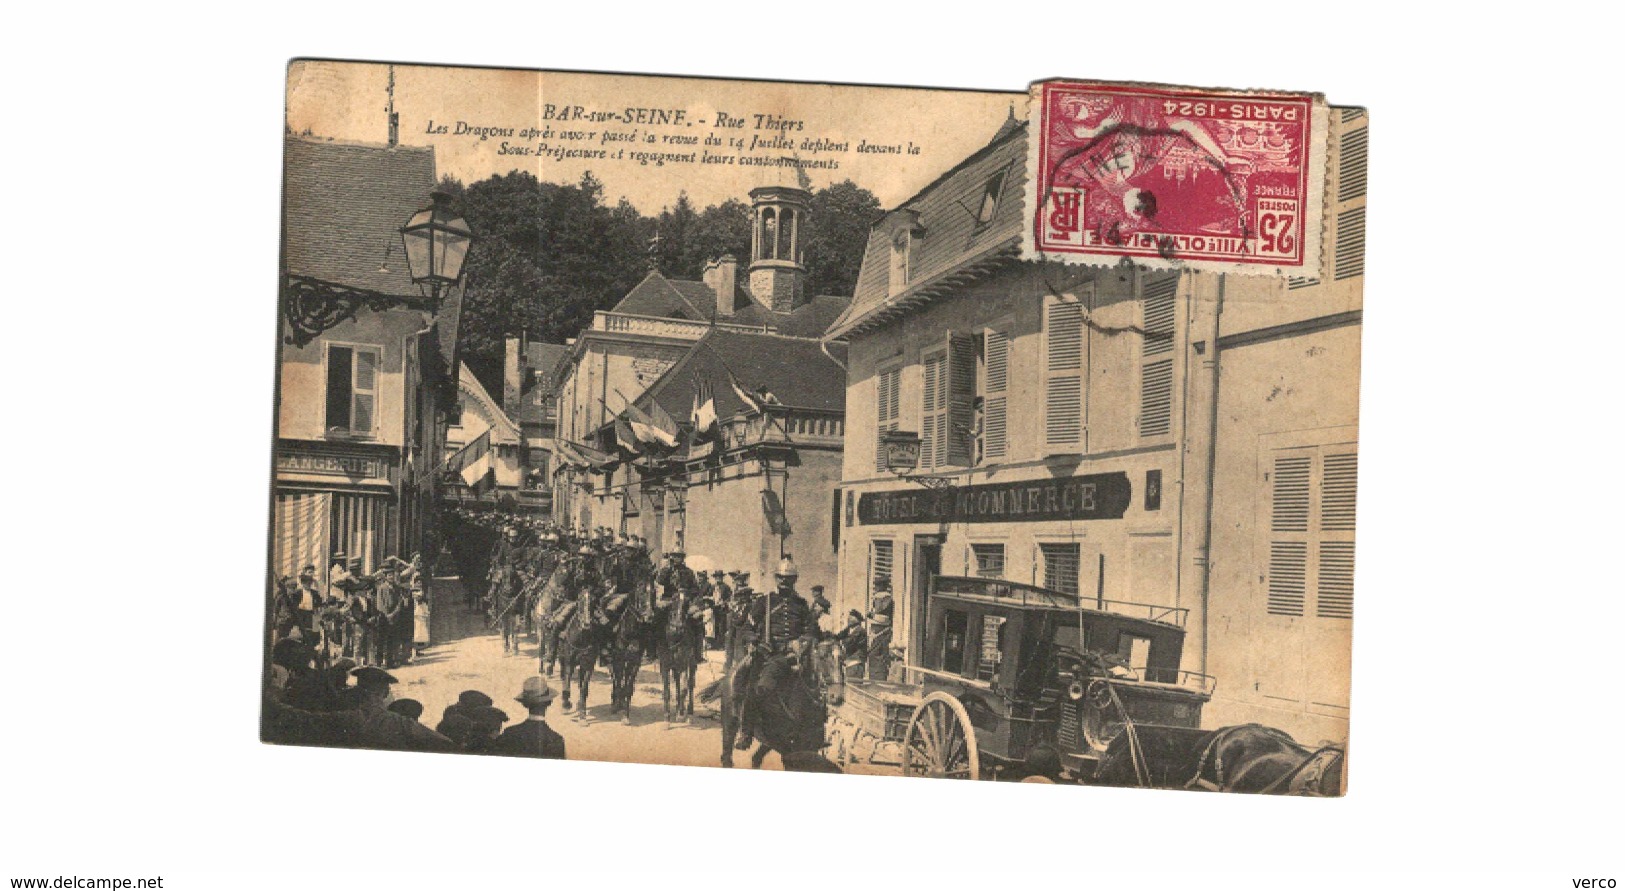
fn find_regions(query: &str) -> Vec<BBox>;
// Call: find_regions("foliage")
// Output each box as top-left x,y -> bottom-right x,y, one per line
441,172 -> 880,392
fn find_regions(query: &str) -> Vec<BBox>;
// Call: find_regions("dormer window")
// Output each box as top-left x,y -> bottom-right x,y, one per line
884,210 -> 923,298
975,169 -> 1007,228
889,230 -> 912,292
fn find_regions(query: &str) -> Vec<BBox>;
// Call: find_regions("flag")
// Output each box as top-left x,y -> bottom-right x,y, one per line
614,416 -> 642,459
623,400 -> 679,449
445,428 -> 496,492
729,371 -> 762,414
690,374 -> 719,444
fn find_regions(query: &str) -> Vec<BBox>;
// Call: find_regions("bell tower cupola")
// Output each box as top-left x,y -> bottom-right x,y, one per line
748,177 -> 811,313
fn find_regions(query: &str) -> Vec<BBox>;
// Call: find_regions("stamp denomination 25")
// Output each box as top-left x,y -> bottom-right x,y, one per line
1025,80 -> 1327,275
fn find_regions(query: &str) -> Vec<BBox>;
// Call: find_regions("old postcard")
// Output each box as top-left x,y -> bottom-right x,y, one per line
266,60 -> 1364,795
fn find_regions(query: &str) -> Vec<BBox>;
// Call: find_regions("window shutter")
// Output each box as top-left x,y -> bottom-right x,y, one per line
1040,542 -> 1080,596
1317,541 -> 1355,619
326,346 -> 353,431
352,348 -> 377,435
1321,452 -> 1358,531
1334,206 -> 1366,281
874,367 -> 898,472
1338,127 -> 1368,202
971,543 -> 1005,579
1266,454 -> 1312,617
1139,275 -> 1177,438
1317,450 -> 1358,619
870,540 -> 895,595
921,355 -> 941,470
982,330 -> 1008,461
1044,301 -> 1083,449
946,333 -> 976,466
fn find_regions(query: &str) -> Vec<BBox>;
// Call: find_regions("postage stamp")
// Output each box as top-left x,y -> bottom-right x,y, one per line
1024,80 -> 1328,275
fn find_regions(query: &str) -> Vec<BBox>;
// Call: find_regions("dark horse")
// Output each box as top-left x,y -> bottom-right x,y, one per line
489,564 -> 525,656
704,637 -> 845,772
1093,722 -> 1345,795
606,581 -> 657,725
554,586 -> 612,722
655,588 -> 705,725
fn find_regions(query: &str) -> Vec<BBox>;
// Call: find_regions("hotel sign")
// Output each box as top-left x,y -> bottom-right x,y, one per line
857,472 -> 1131,526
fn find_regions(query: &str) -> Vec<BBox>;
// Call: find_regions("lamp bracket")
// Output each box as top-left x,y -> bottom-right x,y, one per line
282,275 -> 437,347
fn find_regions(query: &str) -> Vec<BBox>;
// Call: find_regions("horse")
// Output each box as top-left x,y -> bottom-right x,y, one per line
606,581 -> 657,725
1092,722 -> 1345,795
554,586 -> 612,722
655,587 -> 705,726
704,636 -> 845,772
489,564 -> 525,656
532,564 -> 570,677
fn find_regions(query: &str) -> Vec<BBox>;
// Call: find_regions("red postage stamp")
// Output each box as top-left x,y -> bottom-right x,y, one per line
1024,80 -> 1328,275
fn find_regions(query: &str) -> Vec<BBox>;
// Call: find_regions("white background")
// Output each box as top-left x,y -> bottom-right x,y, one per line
2,4 -> 1618,889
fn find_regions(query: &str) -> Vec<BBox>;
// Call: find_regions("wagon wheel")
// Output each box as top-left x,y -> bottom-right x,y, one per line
902,692 -> 979,780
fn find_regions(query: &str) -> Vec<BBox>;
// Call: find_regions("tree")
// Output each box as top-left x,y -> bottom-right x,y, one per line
804,180 -> 882,298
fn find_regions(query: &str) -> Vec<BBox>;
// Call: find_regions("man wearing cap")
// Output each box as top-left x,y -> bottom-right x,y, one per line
808,585 -> 834,639
708,570 -> 733,648
654,550 -> 697,602
732,557 -> 814,749
835,609 -> 870,678
490,677 -> 567,759
265,666 -> 456,753
866,577 -> 896,682
373,560 -> 408,669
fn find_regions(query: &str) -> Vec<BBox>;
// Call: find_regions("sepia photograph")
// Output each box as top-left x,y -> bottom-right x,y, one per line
264,61 -> 1361,795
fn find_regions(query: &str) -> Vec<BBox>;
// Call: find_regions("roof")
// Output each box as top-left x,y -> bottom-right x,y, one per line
633,328 -> 847,426
612,272 -> 711,320
610,270 -> 851,338
457,362 -> 520,445
525,341 -> 570,369
282,137 -> 437,297
517,341 -> 570,425
826,121 -> 1028,339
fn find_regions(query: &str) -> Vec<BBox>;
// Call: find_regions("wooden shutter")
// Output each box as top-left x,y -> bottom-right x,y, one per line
874,367 -> 899,472
1266,454 -> 1312,616
1317,451 -> 1358,619
982,330 -> 1008,461
921,352 -> 944,470
870,539 -> 895,594
1044,300 -> 1083,449
1338,127 -> 1368,202
946,333 -> 976,466
1334,207 -> 1366,281
1139,275 -> 1177,438
352,348 -> 378,435
1040,543 -> 1080,596
325,345 -> 353,431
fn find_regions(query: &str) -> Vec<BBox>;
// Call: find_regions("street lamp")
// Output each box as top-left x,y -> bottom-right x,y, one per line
400,187 -> 473,302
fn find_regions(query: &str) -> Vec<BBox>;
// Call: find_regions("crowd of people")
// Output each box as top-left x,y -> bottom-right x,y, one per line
269,553 -> 430,672
264,509 -> 901,758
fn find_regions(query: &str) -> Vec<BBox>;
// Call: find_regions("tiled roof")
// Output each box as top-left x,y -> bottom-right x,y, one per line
729,293 -> 851,338
827,121 -> 1028,339
612,272 -> 710,320
634,328 -> 846,425
283,137 -> 438,297
517,341 -> 571,425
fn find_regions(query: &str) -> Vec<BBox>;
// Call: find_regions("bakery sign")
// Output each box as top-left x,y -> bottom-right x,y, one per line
277,449 -> 387,480
857,472 -> 1131,525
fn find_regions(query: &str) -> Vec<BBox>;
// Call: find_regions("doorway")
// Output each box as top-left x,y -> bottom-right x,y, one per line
909,534 -> 943,661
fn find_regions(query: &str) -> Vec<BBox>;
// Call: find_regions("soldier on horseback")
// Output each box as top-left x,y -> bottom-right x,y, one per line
731,556 -> 814,751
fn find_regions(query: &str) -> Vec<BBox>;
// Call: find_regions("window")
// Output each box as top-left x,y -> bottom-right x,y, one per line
1040,542 -> 1081,596
873,365 -> 900,472
1139,274 -> 1177,439
1266,446 -> 1357,619
941,609 -> 969,675
970,543 -> 1005,579
869,539 -> 895,601
325,344 -> 380,437
976,614 -> 1006,681
1044,297 -> 1084,450
888,229 -> 918,296
975,169 -> 1007,227
921,349 -> 947,471
981,329 -> 1008,461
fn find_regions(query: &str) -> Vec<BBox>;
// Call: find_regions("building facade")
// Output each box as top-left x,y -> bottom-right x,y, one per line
271,136 -> 460,584
825,111 -> 1365,745
550,175 -> 850,583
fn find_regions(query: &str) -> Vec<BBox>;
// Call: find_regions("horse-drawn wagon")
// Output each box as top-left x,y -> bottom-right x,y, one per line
826,575 -> 1216,782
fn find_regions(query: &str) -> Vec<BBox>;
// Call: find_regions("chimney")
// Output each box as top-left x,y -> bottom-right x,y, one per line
703,255 -> 739,318
503,335 -> 523,414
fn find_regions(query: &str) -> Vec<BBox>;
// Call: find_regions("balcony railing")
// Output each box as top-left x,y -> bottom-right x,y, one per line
591,311 -> 769,340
